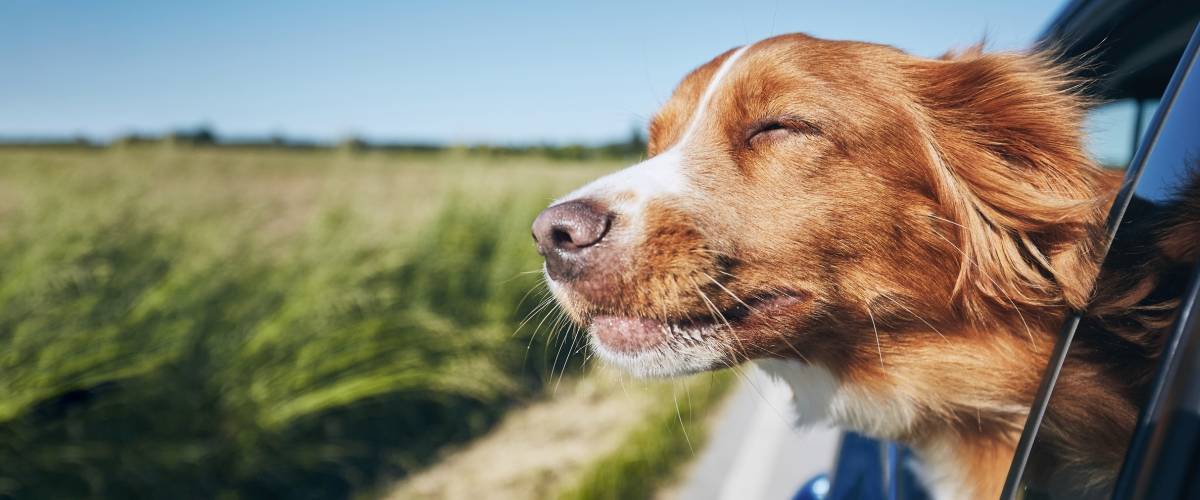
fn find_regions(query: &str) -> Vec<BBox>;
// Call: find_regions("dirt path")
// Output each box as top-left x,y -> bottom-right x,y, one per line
387,369 -> 668,500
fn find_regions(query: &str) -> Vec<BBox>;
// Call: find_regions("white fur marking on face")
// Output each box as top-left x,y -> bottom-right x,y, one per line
548,44 -> 755,378
557,148 -> 687,218
555,44 -> 753,213
674,44 -> 752,147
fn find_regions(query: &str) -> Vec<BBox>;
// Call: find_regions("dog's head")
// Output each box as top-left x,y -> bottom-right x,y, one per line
533,34 -> 1112,381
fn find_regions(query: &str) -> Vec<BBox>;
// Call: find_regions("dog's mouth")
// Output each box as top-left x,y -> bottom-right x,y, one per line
587,293 -> 808,357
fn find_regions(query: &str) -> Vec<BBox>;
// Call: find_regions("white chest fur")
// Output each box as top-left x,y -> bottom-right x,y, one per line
754,358 -> 919,437
754,359 -> 960,499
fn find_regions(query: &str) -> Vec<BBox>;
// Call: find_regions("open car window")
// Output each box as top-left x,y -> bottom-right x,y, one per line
1002,23 -> 1200,500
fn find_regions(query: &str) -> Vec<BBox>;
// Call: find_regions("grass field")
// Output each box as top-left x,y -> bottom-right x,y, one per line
0,146 -> 733,499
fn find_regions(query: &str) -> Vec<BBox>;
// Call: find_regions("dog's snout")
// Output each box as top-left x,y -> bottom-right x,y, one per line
532,200 -> 612,281
533,200 -> 609,251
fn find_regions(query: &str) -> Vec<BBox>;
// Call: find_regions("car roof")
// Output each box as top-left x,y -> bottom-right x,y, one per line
1041,0 -> 1200,99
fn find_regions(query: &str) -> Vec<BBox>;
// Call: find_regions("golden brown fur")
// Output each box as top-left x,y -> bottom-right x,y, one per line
539,33 -> 1193,498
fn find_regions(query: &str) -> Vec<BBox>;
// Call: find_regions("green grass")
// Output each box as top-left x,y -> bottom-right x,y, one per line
0,146 -> 628,498
0,146 -> 736,500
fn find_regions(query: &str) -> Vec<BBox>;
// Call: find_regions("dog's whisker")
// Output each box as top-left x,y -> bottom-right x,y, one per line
511,279 -> 546,313
499,268 -> 548,286
580,345 -> 595,370
673,388 -> 695,455
514,292 -> 548,331
878,293 -> 949,343
512,288 -> 554,338
531,301 -> 565,374
558,317 -> 587,387
542,312 -> 564,379
775,331 -> 811,364
556,313 -> 581,377
520,298 -> 557,366
704,274 -> 811,364
516,293 -> 556,340
691,278 -> 745,359
702,272 -> 757,313
867,303 -> 886,372
549,309 -> 576,390
520,297 -> 558,367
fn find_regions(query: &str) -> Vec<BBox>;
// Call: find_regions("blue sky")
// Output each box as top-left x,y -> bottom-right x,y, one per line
1,1 -> 1071,144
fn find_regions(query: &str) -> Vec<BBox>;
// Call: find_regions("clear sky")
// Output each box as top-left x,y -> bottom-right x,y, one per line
1,1 -> 1070,144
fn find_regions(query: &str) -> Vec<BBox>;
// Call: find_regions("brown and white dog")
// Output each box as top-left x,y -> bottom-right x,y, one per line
531,33 -> 1192,499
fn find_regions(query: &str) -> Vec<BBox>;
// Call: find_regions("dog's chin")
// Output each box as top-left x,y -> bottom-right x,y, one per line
580,294 -> 809,378
587,331 -> 727,378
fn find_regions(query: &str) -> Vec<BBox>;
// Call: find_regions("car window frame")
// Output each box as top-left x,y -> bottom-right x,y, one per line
999,22 -> 1200,500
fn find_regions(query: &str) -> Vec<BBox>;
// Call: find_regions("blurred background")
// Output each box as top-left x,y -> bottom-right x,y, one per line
0,1 -> 1151,499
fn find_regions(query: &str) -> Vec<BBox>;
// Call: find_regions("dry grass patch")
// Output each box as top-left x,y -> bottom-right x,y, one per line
389,369 -> 733,500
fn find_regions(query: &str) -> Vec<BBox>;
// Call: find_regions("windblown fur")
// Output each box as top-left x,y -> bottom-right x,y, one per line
538,33 -> 1197,499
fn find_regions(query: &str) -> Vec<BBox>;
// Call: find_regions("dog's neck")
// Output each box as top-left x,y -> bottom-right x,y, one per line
756,322 -> 1047,499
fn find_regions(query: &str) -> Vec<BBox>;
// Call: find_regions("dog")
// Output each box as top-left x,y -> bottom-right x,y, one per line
531,33 -> 1195,499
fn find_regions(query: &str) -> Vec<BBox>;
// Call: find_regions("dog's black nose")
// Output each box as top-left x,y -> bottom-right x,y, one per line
532,200 -> 611,281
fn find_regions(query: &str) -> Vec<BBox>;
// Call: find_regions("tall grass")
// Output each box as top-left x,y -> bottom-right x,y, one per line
0,147 -> 617,498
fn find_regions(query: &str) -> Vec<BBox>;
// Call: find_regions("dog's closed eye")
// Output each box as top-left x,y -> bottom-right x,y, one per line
745,116 -> 820,148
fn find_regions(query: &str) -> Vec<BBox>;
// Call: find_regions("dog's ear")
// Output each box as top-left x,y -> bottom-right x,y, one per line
908,50 -> 1118,321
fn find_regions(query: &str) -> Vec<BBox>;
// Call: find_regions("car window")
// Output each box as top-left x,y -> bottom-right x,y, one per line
1084,98 -> 1160,169
1004,25 -> 1200,500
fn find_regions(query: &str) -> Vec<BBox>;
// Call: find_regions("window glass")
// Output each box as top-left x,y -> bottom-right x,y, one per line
1084,99 -> 1161,169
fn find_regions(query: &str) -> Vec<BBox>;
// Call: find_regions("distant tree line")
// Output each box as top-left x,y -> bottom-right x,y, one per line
0,125 -> 649,161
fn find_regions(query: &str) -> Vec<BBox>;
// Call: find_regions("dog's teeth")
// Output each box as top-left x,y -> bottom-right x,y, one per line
661,322 -> 709,343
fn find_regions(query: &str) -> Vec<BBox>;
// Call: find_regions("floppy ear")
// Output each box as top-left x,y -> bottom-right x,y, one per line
908,50 -> 1118,321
